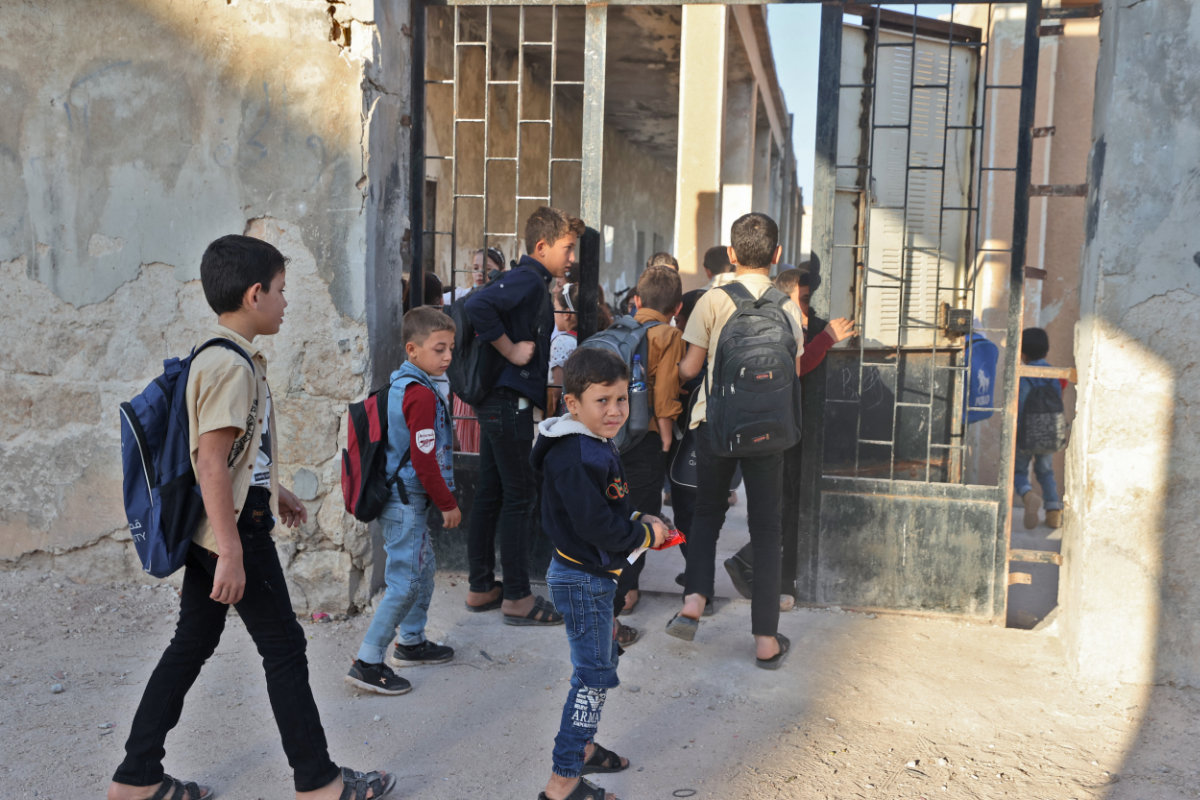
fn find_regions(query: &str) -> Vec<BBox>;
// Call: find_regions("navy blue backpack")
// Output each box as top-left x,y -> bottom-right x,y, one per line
119,338 -> 252,577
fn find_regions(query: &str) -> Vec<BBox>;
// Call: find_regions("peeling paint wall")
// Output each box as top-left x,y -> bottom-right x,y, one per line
1062,0 -> 1200,685
0,0 -> 408,614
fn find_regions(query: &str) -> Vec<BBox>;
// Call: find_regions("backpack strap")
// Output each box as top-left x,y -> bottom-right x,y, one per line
718,281 -> 756,306
194,337 -> 253,372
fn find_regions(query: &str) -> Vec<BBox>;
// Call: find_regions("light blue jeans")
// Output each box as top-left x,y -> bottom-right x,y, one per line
1013,452 -> 1062,510
355,492 -> 436,664
546,559 -> 620,779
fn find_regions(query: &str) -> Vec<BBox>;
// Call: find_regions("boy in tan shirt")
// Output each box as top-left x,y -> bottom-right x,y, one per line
108,235 -> 393,800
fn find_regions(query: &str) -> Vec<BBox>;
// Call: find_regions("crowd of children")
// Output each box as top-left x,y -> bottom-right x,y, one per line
113,203 -> 1059,800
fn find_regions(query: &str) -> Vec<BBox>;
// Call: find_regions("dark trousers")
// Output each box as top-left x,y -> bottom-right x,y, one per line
682,424 -> 784,636
468,388 -> 536,599
113,489 -> 339,792
731,441 -> 802,592
615,431 -> 666,614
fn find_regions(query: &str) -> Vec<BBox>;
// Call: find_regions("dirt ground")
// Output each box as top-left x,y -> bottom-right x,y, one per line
4,509 -> 1199,799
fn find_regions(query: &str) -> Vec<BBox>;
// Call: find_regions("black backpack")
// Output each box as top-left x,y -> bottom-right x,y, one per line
1017,381 -> 1069,454
446,289 -> 504,407
705,282 -> 802,457
578,314 -> 660,452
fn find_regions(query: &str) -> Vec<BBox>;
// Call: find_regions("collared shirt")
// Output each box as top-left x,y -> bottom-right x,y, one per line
185,324 -> 278,553
632,307 -> 686,423
704,272 -> 737,291
682,272 -> 806,430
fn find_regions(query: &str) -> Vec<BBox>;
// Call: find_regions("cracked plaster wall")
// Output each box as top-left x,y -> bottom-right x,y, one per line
1062,0 -> 1200,685
0,0 -> 409,614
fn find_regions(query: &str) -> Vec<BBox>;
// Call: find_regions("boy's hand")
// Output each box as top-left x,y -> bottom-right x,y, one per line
508,340 -> 536,366
277,486 -> 308,528
642,515 -> 670,548
442,505 -> 462,529
827,317 -> 857,342
211,551 -> 246,605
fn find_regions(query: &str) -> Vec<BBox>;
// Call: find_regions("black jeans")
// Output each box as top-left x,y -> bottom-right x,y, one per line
113,489 -> 339,792
682,424 -> 784,636
468,388 -> 536,599
615,431 -> 666,614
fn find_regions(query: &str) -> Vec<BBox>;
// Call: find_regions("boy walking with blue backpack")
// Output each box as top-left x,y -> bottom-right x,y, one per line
345,306 -> 460,694
665,213 -> 804,670
109,235 -> 393,800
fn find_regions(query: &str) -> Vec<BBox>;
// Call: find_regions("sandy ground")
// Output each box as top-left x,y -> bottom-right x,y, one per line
3,501 -> 1199,799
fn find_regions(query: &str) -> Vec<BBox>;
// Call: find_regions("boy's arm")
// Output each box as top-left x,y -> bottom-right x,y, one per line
465,278 -> 537,366
195,427 -> 245,605
551,458 -> 655,554
401,385 -> 458,514
677,343 -> 707,383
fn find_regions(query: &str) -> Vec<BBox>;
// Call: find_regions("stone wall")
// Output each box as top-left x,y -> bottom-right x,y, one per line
0,0 -> 408,614
1062,0 -> 1200,685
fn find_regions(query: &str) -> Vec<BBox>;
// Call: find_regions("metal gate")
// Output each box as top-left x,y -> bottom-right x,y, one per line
796,1 -> 1045,621
409,0 -> 1046,619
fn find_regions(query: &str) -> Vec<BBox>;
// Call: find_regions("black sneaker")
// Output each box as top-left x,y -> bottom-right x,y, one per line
389,640 -> 455,667
345,659 -> 412,695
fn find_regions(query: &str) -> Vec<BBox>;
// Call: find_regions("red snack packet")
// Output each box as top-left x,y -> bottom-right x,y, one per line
651,528 -> 686,550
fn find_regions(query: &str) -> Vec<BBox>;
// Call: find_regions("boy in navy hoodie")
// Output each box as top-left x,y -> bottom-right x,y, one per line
531,348 -> 669,800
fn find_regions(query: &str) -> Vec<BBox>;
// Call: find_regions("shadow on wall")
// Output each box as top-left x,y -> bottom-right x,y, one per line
0,0 -> 397,614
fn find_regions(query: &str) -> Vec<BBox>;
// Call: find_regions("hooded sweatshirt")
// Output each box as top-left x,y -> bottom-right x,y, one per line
531,414 -> 654,578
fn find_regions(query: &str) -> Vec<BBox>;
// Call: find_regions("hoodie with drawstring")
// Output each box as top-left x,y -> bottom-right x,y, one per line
531,414 -> 654,578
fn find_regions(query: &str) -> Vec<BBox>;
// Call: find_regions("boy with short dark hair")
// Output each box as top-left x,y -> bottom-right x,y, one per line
531,347 -> 670,800
108,234 -> 393,800
1016,327 -> 1064,529
345,306 -> 460,695
612,265 -> 685,630
667,213 -> 805,670
702,244 -> 734,289
463,206 -> 584,625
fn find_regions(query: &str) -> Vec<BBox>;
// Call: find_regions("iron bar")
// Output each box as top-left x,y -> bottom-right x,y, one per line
410,1 -> 427,307
577,4 -> 607,341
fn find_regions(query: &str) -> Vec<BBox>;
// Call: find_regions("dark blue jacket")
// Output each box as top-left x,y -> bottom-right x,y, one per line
531,414 -> 654,578
464,256 -> 554,408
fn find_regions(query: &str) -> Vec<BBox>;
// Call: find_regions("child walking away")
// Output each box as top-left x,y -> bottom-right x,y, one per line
531,348 -> 670,800
611,265 -> 685,634
667,212 -> 804,670
108,235 -> 393,800
1015,326 -> 1067,529
346,307 -> 461,695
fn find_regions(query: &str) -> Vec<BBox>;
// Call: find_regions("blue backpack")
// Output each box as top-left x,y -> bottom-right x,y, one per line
119,338 -> 252,577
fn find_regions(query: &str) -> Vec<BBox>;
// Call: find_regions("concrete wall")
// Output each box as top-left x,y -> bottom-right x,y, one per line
0,0 -> 410,614
1062,0 -> 1200,686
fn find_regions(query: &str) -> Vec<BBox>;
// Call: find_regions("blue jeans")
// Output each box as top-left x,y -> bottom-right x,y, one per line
1014,452 -> 1062,510
546,560 -> 620,779
356,492 -> 436,663
468,388 -> 536,599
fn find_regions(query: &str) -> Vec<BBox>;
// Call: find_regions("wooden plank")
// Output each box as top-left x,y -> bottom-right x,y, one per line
1009,572 -> 1032,586
1019,364 -> 1077,383
1010,548 -> 1063,566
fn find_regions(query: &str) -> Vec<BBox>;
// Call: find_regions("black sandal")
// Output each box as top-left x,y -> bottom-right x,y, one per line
149,776 -> 213,800
581,742 -> 629,775
503,595 -> 564,626
536,777 -> 616,800
337,767 -> 396,800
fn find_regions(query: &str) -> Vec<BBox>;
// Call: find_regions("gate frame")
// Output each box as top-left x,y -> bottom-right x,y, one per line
408,0 -> 1041,620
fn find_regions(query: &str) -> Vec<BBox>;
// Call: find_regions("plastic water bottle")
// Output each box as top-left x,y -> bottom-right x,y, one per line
630,354 -> 647,391
628,354 -> 649,437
